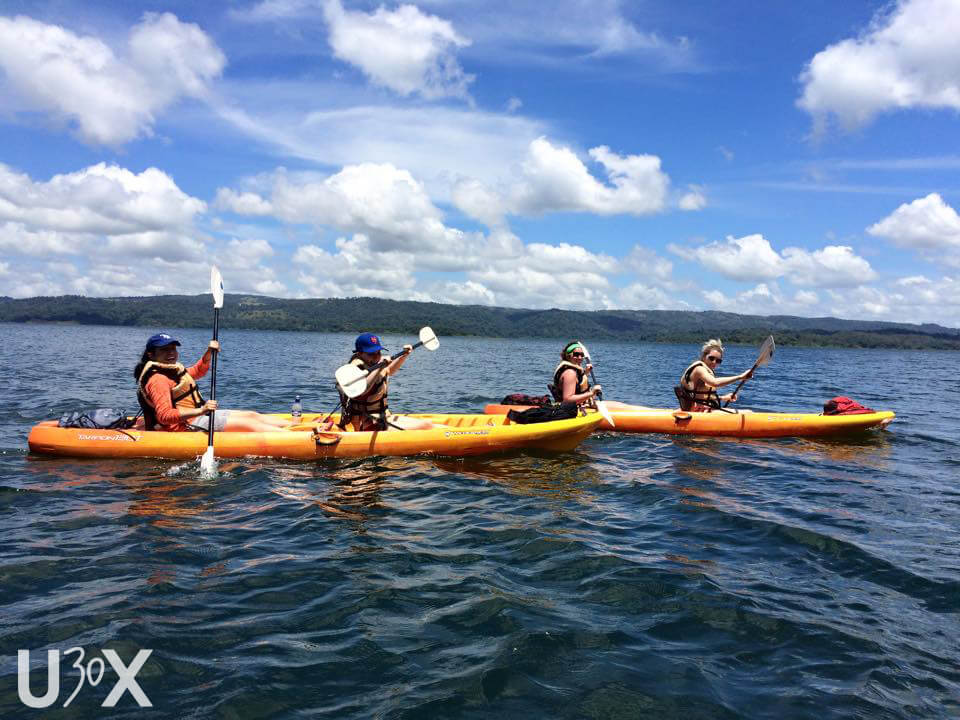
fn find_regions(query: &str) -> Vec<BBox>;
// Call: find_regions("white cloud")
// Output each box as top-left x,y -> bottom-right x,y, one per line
671,233 -> 784,281
671,233 -> 875,287
293,234 -> 422,299
678,185 -> 706,211
219,163 -> 471,257
0,162 -> 205,235
433,280 -> 496,306
322,0 -> 473,100
798,0 -> 960,134
782,245 -> 877,287
618,282 -> 688,310
623,245 -> 675,284
0,13 -> 225,145
453,137 -> 671,223
867,192 -> 960,250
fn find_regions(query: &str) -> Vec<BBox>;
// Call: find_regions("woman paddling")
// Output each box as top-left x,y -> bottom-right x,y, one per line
336,332 -> 434,431
550,341 -> 637,410
135,333 -> 294,432
676,338 -> 753,412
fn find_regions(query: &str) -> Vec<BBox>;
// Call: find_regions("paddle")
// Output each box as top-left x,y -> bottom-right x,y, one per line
199,266 -> 224,476
335,327 -> 440,399
577,341 -> 615,428
723,335 -> 775,408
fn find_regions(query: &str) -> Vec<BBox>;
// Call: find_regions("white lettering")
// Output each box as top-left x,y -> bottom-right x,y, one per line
17,649 -> 60,709
102,649 -> 153,707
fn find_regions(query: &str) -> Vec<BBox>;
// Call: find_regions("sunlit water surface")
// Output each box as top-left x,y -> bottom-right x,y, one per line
1,324 -> 958,718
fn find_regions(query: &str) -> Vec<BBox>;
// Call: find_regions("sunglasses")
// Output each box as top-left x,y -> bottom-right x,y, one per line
570,352 -> 584,358
706,355 -> 722,364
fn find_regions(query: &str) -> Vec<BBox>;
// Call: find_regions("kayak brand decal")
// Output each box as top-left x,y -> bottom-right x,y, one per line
444,430 -> 490,438
77,433 -> 140,442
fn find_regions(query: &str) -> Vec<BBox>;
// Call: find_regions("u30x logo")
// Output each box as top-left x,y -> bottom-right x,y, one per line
17,647 -> 152,708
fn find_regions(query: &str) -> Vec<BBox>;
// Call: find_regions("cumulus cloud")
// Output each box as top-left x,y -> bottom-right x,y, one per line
782,245 -> 877,287
453,137 -> 671,223
671,234 -> 784,281
867,192 -> 960,251
678,185 -> 707,211
322,0 -> 473,100
797,0 -> 960,134
0,13 -> 225,145
671,233 -> 876,287
0,162 -> 205,235
217,163 -> 472,257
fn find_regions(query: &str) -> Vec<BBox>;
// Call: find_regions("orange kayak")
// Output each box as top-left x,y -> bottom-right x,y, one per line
483,404 -> 895,438
28,411 -> 602,460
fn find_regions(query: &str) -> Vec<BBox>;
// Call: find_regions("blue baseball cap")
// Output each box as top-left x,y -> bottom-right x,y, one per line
354,332 -> 386,353
146,333 -> 181,349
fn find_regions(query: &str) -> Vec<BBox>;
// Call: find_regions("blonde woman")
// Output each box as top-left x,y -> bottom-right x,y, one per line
676,339 -> 753,412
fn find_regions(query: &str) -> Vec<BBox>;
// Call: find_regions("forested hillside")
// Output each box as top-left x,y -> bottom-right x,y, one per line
1,294 -> 958,349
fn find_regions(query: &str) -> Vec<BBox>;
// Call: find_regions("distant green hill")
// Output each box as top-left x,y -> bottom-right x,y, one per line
1,294 -> 958,349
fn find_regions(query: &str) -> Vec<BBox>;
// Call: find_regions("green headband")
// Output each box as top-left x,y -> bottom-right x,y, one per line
564,342 -> 583,354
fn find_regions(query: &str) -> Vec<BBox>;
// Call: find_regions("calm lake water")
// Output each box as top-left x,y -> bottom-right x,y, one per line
1,323 -> 958,719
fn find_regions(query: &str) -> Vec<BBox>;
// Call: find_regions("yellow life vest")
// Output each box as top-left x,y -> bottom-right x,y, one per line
137,361 -> 205,429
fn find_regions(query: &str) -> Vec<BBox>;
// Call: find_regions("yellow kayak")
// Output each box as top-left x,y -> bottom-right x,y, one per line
27,411 -> 602,460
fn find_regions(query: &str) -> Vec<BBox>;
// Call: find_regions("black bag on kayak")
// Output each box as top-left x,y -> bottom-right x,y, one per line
58,408 -> 138,429
507,402 -> 578,424
500,393 -> 552,406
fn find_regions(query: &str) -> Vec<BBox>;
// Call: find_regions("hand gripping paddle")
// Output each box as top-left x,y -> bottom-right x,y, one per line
335,327 -> 439,399
577,341 -> 615,428
723,335 -> 775,408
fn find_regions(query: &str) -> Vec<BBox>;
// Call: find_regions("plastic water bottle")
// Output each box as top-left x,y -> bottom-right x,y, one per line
291,394 -> 302,420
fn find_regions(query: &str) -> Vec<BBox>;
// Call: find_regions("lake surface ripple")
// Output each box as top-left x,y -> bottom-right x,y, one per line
1,324 -> 958,718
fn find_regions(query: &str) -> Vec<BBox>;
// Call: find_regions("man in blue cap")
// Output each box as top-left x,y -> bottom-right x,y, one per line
336,331 -> 432,431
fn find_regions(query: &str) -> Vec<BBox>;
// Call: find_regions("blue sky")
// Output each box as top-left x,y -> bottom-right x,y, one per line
1,0 -> 959,325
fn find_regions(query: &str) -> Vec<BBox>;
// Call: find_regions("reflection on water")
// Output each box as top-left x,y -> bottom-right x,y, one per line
2,326 -> 959,719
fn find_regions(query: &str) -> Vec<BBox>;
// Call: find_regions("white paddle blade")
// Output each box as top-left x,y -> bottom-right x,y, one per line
596,400 -> 615,428
211,266 -> 224,309
199,446 -> 218,476
335,363 -> 369,399
579,342 -> 593,363
756,335 -> 775,367
419,326 -> 440,351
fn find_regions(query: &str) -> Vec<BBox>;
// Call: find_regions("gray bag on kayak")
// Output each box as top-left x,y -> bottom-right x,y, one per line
58,408 -> 137,429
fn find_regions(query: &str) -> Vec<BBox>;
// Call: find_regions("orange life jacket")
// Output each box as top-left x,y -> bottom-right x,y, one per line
137,361 -> 205,430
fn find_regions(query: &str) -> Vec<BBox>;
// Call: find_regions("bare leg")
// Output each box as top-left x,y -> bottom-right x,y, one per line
223,411 -> 296,432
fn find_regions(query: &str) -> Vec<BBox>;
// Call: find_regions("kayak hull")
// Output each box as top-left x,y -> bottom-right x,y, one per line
484,404 -> 895,438
27,412 -> 602,460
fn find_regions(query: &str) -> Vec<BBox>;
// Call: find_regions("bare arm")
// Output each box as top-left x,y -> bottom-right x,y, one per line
692,366 -> 752,389
560,369 -> 599,405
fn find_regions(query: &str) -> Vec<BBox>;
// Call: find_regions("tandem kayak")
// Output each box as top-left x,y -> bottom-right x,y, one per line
27,411 -> 602,460
483,404 -> 895,438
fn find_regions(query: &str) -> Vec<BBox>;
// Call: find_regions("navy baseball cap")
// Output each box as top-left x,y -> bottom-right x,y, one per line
354,332 -> 386,353
146,333 -> 181,349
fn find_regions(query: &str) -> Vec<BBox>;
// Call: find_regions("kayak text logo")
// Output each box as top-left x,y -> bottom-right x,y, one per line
17,647 -> 153,708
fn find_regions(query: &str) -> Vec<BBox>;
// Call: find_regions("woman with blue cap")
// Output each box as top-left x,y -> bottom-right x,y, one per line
336,332 -> 433,431
134,333 -> 294,432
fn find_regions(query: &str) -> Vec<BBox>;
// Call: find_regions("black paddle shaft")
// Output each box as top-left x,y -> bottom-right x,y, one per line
206,308 -> 220,447
368,337 -> 429,371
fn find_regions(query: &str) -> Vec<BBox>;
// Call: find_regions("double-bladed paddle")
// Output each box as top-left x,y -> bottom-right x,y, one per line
335,327 -> 439,400
723,335 -> 775,408
577,341 -> 615,428
199,266 -> 224,476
